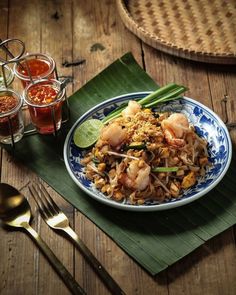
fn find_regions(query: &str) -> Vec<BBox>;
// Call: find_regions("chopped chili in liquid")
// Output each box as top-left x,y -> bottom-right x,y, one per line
27,84 -> 62,134
28,84 -> 58,105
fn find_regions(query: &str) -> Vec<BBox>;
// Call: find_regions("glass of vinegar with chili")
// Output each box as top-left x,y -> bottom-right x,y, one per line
13,53 -> 56,88
24,79 -> 65,134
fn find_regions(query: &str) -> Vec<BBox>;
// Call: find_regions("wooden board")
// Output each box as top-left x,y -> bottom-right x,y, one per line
0,0 -> 236,294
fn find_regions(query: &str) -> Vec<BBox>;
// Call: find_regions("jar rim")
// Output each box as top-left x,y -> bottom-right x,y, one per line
13,53 -> 56,81
0,89 -> 23,118
23,79 -> 65,108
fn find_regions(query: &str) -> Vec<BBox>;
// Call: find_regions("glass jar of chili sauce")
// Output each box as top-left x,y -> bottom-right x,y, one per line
13,53 -> 56,88
24,79 -> 65,134
0,89 -> 24,144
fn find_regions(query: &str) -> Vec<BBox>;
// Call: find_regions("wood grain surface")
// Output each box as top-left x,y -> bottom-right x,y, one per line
0,1 -> 236,294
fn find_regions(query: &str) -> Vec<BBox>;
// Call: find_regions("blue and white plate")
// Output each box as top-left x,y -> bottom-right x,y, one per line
63,92 -> 232,211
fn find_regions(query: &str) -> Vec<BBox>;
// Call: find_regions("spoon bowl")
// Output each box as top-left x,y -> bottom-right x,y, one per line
0,183 -> 31,227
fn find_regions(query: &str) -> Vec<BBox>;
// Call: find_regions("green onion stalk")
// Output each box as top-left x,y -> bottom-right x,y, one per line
151,167 -> 179,172
102,83 -> 188,124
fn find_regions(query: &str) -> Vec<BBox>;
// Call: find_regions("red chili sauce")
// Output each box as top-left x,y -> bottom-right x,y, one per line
0,95 -> 19,136
17,58 -> 55,88
18,59 -> 50,77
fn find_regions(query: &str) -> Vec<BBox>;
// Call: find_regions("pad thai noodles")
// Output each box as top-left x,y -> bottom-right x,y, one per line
81,100 -> 210,205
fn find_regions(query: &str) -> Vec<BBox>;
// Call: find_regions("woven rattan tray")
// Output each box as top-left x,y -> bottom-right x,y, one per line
117,0 -> 236,64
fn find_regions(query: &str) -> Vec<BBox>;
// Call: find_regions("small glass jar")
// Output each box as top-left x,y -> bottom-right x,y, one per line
13,53 -> 56,88
0,89 -> 24,144
24,79 -> 65,134
0,64 -> 14,89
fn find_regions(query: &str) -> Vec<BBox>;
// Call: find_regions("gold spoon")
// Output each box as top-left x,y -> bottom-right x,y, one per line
0,183 -> 86,295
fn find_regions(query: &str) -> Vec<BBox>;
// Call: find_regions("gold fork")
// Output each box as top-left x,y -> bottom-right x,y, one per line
29,182 -> 125,295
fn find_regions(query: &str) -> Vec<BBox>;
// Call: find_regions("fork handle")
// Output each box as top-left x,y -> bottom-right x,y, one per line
23,224 -> 86,295
64,226 -> 125,295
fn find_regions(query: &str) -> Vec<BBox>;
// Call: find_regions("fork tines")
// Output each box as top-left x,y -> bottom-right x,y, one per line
29,182 -> 60,218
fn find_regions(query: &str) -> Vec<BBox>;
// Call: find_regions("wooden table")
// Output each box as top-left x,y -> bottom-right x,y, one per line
1,1 -> 236,294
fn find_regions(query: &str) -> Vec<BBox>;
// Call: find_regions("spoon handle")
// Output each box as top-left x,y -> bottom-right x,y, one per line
24,224 -> 86,295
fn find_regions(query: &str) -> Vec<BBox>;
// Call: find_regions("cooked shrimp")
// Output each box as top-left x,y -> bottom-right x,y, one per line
100,122 -> 126,147
120,160 -> 151,191
161,113 -> 190,147
121,100 -> 141,118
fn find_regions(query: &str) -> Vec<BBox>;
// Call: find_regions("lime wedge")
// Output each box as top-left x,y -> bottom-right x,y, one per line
73,119 -> 104,148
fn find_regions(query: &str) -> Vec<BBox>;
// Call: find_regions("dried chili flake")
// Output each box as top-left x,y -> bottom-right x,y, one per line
0,95 -> 18,113
0,95 -> 19,136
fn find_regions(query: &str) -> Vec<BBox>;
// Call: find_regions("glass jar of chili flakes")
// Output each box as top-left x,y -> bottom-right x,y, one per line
0,89 -> 24,144
13,53 -> 56,88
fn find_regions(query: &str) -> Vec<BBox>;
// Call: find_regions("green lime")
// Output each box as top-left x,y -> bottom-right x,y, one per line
73,119 -> 104,148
